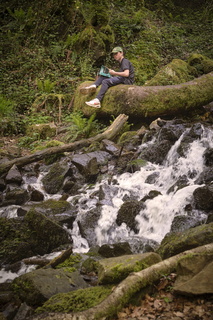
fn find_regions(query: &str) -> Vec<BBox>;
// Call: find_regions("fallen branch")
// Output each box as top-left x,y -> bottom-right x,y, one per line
0,114 -> 129,176
31,243 -> 213,320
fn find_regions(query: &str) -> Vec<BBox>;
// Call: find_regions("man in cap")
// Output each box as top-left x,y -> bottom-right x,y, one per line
84,46 -> 134,108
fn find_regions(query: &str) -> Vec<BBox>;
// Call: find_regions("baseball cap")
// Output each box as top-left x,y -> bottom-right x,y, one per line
111,46 -> 123,53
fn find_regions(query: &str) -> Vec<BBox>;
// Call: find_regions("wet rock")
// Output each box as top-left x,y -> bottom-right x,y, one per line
0,179 -> 6,191
170,215 -> 202,233
157,222 -> 213,259
78,208 -> 101,247
98,242 -> 133,258
71,151 -> 110,181
206,212 -> 213,223
145,172 -> 160,184
12,268 -> 88,307
30,199 -> 77,229
181,123 -> 203,144
116,200 -> 145,233
141,190 -> 162,202
3,188 -> 29,206
167,175 -> 189,193
29,188 -> 44,202
195,167 -> 213,185
24,208 -> 71,255
203,147 -> 213,166
193,185 -> 213,211
97,252 -> 162,284
157,124 -> 184,142
0,216 -> 35,265
5,165 -> 22,185
139,139 -> 174,164
42,160 -> 73,194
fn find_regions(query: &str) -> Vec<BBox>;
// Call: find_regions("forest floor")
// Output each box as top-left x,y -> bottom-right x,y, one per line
114,274 -> 213,320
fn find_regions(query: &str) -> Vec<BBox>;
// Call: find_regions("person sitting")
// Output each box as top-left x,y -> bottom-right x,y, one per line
83,46 -> 134,108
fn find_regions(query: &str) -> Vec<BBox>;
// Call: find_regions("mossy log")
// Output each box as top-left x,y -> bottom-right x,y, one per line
30,243 -> 213,320
73,72 -> 213,119
0,114 -> 128,176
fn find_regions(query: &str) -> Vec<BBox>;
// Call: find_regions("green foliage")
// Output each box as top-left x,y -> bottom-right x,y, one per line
36,79 -> 56,93
0,95 -> 14,117
0,0 -> 212,136
64,111 -> 105,142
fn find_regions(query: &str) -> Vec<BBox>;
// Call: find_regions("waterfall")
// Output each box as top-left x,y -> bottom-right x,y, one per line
71,126 -> 212,250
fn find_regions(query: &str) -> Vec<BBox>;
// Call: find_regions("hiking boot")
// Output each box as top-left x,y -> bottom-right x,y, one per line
80,85 -> 96,95
85,98 -> 101,108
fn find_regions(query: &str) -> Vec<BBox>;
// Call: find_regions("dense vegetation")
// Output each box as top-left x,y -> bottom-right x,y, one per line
0,0 -> 212,142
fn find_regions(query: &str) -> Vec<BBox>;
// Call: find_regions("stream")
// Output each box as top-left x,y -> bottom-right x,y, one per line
0,123 -> 212,283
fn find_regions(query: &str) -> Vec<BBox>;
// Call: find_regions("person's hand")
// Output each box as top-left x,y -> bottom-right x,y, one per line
109,69 -> 116,76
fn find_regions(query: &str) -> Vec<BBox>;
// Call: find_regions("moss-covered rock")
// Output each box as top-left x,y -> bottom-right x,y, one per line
35,285 -> 112,313
26,123 -> 57,140
97,252 -> 162,284
12,268 -> 88,307
157,222 -> 213,259
0,217 -> 34,265
187,53 -> 213,76
24,208 -> 71,255
145,59 -> 196,86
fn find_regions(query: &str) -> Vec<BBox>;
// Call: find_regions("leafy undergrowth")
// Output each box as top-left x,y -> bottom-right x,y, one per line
114,274 -> 213,320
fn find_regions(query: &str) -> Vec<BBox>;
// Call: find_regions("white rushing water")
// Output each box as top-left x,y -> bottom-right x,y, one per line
70,126 -> 213,250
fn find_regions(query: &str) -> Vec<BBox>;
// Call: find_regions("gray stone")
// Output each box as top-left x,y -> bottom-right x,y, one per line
12,268 -> 88,306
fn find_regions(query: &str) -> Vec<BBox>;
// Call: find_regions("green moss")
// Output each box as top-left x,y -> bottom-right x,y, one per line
145,59 -> 195,86
56,253 -> 82,269
187,53 -> 213,75
33,199 -> 71,215
35,285 -> 112,313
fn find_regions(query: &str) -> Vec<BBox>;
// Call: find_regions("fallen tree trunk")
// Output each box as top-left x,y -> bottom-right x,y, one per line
0,114 -> 128,176
73,72 -> 213,119
31,243 -> 213,320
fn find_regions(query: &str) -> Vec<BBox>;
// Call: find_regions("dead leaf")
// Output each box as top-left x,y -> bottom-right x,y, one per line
153,299 -> 162,309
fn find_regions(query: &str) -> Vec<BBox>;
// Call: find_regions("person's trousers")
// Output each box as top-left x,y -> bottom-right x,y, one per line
94,76 -> 125,101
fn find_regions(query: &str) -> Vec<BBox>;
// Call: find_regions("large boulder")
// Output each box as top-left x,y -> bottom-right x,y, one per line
173,254 -> 213,295
12,268 -> 88,307
157,222 -> 213,259
24,208 -> 71,255
97,252 -> 161,284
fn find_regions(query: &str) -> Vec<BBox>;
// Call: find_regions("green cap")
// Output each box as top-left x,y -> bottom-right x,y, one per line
111,46 -> 123,53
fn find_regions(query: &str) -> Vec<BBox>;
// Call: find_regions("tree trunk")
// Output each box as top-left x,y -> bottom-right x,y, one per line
0,114 -> 128,176
31,243 -> 213,320
73,72 -> 213,119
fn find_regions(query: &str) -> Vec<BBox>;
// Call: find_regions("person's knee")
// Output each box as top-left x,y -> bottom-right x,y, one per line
102,79 -> 111,86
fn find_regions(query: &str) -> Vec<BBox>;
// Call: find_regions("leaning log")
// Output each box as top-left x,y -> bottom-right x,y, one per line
0,114 -> 128,176
73,72 -> 213,119
30,243 -> 213,320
